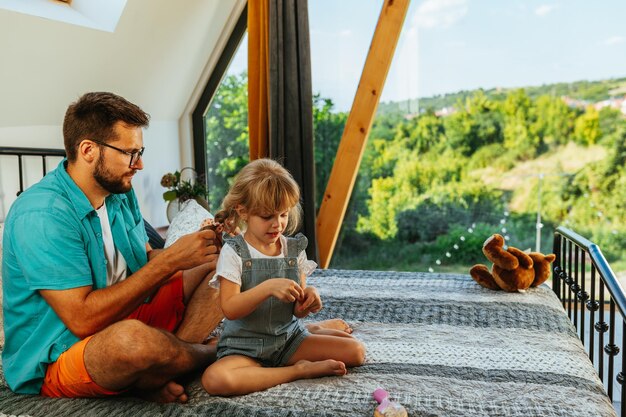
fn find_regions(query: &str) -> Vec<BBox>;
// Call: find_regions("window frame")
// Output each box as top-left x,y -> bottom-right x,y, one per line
192,4 -> 248,179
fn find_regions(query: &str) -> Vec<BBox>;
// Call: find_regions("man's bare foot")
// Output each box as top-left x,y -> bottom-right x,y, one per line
141,381 -> 188,403
295,359 -> 347,378
307,319 -> 353,334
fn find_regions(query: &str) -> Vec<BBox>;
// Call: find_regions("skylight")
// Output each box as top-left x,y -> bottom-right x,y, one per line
0,0 -> 127,33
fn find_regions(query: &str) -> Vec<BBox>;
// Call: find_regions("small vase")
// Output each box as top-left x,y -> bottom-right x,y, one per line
166,197 -> 211,223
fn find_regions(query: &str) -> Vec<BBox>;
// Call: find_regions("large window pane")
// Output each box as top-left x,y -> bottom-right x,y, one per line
203,35 -> 249,212
309,0 -> 626,277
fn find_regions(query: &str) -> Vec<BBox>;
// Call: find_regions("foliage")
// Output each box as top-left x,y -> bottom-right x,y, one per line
345,85 -> 623,270
532,95 -> 576,146
396,190 -> 503,243
160,168 -> 208,202
428,223 -> 497,265
444,91 -> 503,156
467,143 -> 508,170
501,89 -> 541,159
204,72 -> 250,210
204,71 -> 625,273
574,106 -> 601,145
377,77 -> 626,116
312,94 -> 347,209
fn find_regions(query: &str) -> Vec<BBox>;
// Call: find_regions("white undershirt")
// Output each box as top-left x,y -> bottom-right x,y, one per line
209,233 -> 317,288
96,203 -> 128,286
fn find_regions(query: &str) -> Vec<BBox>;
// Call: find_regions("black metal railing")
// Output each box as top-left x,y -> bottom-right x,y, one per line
553,226 -> 625,415
0,146 -> 65,195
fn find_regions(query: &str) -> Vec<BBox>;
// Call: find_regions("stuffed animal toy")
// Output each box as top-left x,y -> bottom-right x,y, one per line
469,234 -> 556,292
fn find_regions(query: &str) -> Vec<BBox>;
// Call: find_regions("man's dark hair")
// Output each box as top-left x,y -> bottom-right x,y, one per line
63,92 -> 150,162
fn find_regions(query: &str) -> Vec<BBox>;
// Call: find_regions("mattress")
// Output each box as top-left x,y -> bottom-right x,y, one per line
0,269 -> 616,417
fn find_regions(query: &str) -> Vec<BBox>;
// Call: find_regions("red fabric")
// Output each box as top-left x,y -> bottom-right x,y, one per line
127,271 -> 185,332
41,272 -> 185,398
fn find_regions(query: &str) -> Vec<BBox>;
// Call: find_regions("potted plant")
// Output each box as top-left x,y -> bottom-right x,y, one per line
160,167 -> 210,221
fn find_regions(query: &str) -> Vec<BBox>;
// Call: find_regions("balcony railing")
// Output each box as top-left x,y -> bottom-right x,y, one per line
553,226 -> 625,415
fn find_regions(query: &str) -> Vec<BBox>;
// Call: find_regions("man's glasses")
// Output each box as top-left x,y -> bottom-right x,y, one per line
91,140 -> 145,168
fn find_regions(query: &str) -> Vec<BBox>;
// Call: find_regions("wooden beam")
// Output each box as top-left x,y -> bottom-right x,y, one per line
316,0 -> 410,268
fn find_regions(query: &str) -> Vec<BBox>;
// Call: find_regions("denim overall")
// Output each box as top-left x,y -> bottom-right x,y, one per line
216,233 -> 310,366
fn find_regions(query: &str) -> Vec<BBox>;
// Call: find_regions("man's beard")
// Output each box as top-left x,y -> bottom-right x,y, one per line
94,154 -> 133,194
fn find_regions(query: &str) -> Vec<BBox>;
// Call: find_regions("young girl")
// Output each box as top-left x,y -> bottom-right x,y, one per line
201,159 -> 365,396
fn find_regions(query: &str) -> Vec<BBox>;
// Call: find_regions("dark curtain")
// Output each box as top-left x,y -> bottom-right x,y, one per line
268,0 -> 318,261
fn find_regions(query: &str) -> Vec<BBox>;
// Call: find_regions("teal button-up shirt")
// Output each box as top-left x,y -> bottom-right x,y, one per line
1,159 -> 148,394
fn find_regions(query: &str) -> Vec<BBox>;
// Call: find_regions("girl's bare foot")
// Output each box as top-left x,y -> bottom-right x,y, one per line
307,318 -> 353,334
294,359 -> 347,378
141,381 -> 188,403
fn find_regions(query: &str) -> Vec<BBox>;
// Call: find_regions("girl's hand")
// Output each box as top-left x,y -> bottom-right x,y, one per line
294,286 -> 322,318
263,278 -> 304,302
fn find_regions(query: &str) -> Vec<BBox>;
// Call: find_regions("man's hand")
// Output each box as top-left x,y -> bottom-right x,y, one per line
162,229 -> 219,272
294,286 -> 322,318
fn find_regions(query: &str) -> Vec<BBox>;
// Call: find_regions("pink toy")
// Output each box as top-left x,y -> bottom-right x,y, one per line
372,387 -> 408,417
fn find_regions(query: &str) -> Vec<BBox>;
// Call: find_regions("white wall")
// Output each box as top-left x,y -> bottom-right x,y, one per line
139,121 -> 181,227
0,0 -> 243,125
0,121 -> 180,227
0,126 -> 64,148
0,0 -> 247,226
0,126 -> 64,221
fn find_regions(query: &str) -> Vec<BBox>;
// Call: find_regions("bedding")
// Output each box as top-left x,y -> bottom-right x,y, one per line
0,269 -> 616,416
164,199 -> 213,248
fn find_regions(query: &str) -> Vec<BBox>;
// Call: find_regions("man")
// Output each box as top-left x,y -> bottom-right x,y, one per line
2,92 -> 222,402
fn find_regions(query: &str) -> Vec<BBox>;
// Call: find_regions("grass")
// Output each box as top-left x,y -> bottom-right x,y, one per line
472,142 -> 606,190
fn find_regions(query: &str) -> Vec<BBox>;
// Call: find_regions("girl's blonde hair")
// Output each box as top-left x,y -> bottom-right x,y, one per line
215,159 -> 302,235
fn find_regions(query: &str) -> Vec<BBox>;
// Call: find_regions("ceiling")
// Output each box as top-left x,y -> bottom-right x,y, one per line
0,0 -> 246,127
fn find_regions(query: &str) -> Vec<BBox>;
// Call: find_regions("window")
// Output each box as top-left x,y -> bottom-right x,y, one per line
310,1 -> 626,275
192,7 -> 248,212
0,0 -> 127,32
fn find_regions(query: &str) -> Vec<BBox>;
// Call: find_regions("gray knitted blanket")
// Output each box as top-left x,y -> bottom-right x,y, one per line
0,269 -> 616,417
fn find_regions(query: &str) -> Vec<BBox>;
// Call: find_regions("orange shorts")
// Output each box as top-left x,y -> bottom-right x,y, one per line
40,272 -> 185,398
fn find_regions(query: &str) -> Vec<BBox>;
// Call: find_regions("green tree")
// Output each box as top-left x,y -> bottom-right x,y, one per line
407,110 -> 446,153
598,107 -> 626,143
444,91 -> 503,156
532,95 -> 575,147
204,72 -> 249,209
312,95 -> 347,208
502,89 -> 540,159
574,105 -> 601,145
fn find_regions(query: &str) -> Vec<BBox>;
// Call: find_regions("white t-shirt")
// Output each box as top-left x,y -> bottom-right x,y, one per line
96,203 -> 128,286
209,233 -> 317,288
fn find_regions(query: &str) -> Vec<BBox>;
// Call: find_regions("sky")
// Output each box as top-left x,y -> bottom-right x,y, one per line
230,0 -> 626,112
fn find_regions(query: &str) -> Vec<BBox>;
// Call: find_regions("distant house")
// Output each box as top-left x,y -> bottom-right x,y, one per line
435,106 -> 456,117
593,97 -> 626,113
561,96 -> 589,109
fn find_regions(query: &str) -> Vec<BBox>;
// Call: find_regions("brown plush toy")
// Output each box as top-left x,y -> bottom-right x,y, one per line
469,234 -> 556,292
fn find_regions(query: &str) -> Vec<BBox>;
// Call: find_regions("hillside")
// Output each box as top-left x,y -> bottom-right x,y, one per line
378,76 -> 626,115
469,142 -> 607,212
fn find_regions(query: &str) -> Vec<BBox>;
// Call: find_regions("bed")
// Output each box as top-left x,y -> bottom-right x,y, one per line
0,147 -> 619,416
0,269 -> 616,416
